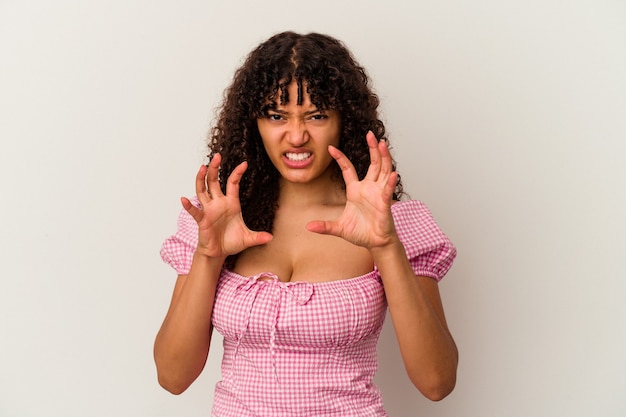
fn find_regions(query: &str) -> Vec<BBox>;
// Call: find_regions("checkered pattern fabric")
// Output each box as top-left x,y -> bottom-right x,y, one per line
160,200 -> 456,416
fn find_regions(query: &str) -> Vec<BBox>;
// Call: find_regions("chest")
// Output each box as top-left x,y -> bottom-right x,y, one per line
234,208 -> 374,283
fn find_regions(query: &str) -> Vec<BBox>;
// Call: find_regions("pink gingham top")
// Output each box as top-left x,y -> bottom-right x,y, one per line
160,200 -> 456,417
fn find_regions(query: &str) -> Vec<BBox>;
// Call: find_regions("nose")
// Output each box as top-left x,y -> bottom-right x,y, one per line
285,120 -> 309,147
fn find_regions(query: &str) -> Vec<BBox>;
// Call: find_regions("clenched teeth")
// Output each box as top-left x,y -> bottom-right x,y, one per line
285,152 -> 311,161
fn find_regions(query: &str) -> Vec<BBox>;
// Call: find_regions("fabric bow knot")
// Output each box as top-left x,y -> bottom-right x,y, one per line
235,272 -> 314,305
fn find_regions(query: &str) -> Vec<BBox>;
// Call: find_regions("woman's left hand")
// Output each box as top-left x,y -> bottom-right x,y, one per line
306,131 -> 399,250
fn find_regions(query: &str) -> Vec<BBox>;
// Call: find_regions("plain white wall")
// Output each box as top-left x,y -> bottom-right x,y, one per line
1,0 -> 625,416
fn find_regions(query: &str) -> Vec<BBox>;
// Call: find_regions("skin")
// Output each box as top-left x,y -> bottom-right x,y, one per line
154,81 -> 458,400
257,84 -> 341,187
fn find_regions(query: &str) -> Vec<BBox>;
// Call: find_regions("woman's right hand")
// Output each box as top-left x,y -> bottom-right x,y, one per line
181,154 -> 273,259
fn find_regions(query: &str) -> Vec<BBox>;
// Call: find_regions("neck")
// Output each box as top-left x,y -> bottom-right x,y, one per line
278,176 -> 346,208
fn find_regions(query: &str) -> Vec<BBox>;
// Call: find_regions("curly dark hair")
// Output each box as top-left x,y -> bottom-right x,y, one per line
208,31 -> 404,265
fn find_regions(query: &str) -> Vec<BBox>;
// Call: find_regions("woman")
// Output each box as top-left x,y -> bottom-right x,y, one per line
155,31 -> 458,416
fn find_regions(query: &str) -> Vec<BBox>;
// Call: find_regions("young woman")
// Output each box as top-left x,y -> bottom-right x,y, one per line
155,31 -> 458,416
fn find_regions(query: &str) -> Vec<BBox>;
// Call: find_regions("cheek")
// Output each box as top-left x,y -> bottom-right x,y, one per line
258,135 -> 283,167
260,139 -> 278,161
328,117 -> 341,141
257,125 -> 276,151
329,125 -> 341,147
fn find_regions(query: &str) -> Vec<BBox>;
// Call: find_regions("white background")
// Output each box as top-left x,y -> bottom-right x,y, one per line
1,1 -> 625,416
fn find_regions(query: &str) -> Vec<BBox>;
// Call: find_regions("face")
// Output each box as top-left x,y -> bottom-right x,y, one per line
257,81 -> 341,185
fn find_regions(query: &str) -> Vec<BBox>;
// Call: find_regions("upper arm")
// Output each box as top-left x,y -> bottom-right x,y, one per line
170,274 -> 188,305
417,275 -> 453,334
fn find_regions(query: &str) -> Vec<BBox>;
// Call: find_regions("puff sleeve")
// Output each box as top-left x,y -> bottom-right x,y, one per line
389,200 -> 457,281
159,200 -> 201,275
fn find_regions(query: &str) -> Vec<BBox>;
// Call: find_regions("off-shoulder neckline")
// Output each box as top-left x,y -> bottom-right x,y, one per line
221,268 -> 380,287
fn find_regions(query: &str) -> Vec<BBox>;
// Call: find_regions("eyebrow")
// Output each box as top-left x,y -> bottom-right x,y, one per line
267,108 -> 323,116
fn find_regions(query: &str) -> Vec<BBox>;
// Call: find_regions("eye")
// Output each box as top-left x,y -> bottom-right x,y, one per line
266,113 -> 284,121
309,113 -> 327,121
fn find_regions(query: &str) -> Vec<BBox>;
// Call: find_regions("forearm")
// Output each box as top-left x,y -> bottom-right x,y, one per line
153,252 -> 225,394
372,239 -> 458,400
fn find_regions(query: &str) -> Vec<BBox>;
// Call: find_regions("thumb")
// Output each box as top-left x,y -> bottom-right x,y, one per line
248,231 -> 273,247
181,197 -> 203,223
306,220 -> 341,236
